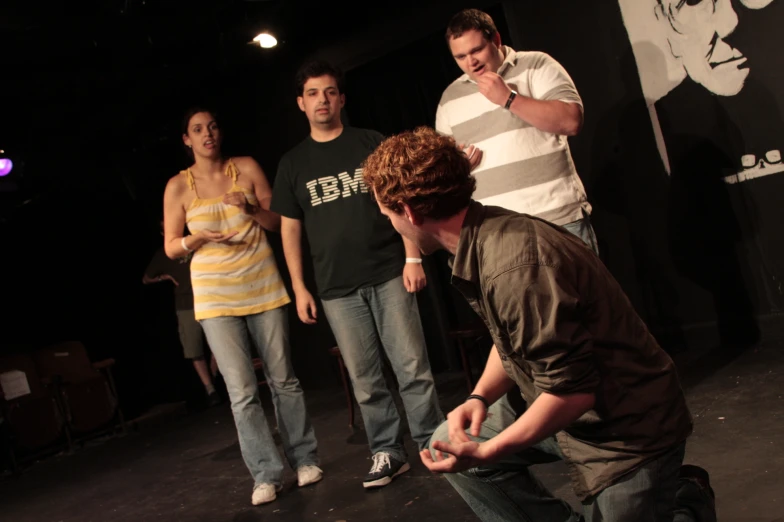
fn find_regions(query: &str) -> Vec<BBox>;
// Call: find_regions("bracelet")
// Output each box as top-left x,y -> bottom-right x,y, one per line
405,258 -> 423,264
504,90 -> 517,110
181,236 -> 193,252
466,394 -> 490,410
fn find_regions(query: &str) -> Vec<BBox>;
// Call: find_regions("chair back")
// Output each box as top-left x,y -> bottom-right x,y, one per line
35,342 -> 97,384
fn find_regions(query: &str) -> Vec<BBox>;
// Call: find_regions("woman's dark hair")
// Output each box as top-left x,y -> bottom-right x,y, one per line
181,106 -> 219,136
181,106 -> 219,159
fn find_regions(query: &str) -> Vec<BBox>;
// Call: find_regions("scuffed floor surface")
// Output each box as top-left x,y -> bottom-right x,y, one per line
1,322 -> 782,521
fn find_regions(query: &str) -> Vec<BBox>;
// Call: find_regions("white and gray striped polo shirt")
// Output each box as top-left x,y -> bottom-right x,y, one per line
436,46 -> 590,225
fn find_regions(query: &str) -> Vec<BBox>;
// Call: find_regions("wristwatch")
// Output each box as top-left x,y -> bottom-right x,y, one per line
504,90 -> 517,110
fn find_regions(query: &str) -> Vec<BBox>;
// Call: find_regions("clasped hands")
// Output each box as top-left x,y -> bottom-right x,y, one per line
192,192 -> 253,244
419,398 -> 494,473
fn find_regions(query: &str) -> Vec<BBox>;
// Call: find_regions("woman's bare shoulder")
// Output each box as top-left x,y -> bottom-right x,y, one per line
164,170 -> 193,201
231,156 -> 262,172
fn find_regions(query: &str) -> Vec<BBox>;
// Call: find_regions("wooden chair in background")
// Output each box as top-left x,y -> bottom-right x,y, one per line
0,353 -> 71,471
34,341 -> 126,443
447,321 -> 491,393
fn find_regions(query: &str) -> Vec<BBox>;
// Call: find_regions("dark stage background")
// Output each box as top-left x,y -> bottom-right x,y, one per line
1,0 -> 782,421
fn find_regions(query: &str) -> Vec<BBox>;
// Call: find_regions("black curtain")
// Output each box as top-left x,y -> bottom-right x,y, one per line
344,2 -> 512,136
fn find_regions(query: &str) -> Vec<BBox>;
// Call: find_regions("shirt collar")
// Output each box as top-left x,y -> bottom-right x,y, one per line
450,201 -> 486,285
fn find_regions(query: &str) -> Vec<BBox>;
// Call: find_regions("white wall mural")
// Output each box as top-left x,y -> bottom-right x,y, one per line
617,0 -> 783,183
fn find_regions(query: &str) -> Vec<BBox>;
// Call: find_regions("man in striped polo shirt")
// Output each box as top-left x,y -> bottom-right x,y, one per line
436,8 -> 598,254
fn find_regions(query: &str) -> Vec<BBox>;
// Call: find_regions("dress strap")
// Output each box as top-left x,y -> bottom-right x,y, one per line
185,169 -> 196,191
225,159 -> 239,182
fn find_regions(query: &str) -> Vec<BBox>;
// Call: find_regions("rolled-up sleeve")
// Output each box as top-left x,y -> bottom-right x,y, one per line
487,264 -> 599,396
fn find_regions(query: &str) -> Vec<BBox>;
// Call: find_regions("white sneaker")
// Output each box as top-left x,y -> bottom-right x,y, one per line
251,483 -> 280,505
297,465 -> 324,487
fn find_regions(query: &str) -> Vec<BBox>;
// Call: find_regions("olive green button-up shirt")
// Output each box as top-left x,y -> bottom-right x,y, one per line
451,202 -> 693,500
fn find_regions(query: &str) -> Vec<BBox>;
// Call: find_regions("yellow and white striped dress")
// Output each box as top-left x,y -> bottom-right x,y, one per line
184,159 -> 290,321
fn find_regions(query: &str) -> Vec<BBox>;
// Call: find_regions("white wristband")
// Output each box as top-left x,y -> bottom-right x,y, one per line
181,236 -> 193,252
405,258 -> 422,264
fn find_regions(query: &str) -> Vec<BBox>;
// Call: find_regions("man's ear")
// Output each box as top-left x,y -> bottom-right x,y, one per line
401,202 -> 423,226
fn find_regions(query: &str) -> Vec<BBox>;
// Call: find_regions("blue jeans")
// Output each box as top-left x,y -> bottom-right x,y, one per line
200,306 -> 318,487
429,396 -> 715,522
321,276 -> 444,461
562,211 -> 599,256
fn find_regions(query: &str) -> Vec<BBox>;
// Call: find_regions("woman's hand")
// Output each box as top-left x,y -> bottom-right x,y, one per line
223,192 -> 252,214
197,229 -> 238,243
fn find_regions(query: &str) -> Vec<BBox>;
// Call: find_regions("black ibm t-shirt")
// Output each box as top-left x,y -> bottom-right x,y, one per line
271,127 -> 404,300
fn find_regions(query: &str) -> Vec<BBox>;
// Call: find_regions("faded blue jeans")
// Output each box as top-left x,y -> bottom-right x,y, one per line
561,211 -> 599,256
321,275 -> 444,462
200,306 -> 318,487
429,397 -> 716,522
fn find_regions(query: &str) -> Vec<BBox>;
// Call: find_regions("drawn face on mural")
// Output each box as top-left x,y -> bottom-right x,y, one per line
655,0 -> 750,96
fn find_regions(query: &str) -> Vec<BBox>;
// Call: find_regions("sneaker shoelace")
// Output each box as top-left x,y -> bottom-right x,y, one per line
370,452 -> 391,474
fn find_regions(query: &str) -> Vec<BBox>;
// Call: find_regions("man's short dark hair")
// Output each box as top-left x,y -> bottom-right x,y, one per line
295,59 -> 345,96
445,9 -> 498,43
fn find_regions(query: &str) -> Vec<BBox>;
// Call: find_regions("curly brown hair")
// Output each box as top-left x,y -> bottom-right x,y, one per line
362,127 -> 476,220
445,9 -> 497,43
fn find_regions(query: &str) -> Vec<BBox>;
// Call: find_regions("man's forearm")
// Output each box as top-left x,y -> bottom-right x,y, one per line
280,217 -> 307,293
483,391 -> 595,460
246,204 -> 281,232
471,346 -> 516,405
507,96 -> 582,136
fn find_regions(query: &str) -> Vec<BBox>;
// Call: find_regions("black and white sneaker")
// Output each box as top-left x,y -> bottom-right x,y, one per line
363,452 -> 410,489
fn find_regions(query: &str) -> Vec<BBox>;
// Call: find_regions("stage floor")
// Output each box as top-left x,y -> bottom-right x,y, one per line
2,319 -> 782,522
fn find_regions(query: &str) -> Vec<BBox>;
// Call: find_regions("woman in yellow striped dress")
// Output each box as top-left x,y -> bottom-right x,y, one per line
162,108 -> 321,506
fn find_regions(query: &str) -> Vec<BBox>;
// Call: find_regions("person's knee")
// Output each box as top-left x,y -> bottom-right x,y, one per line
223,374 -> 258,410
340,360 -> 386,401
391,360 -> 427,389
229,388 -> 258,413
349,373 -> 394,405
262,358 -> 300,391
428,420 -> 450,454
267,375 -> 301,393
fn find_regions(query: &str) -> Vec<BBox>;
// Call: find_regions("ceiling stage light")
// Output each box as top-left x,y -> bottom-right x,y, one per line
253,33 -> 277,48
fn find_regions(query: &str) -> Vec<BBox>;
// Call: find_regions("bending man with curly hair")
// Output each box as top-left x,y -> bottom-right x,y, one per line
362,126 -> 717,522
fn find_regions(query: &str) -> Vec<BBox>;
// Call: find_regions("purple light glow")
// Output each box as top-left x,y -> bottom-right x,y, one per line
0,158 -> 12,176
